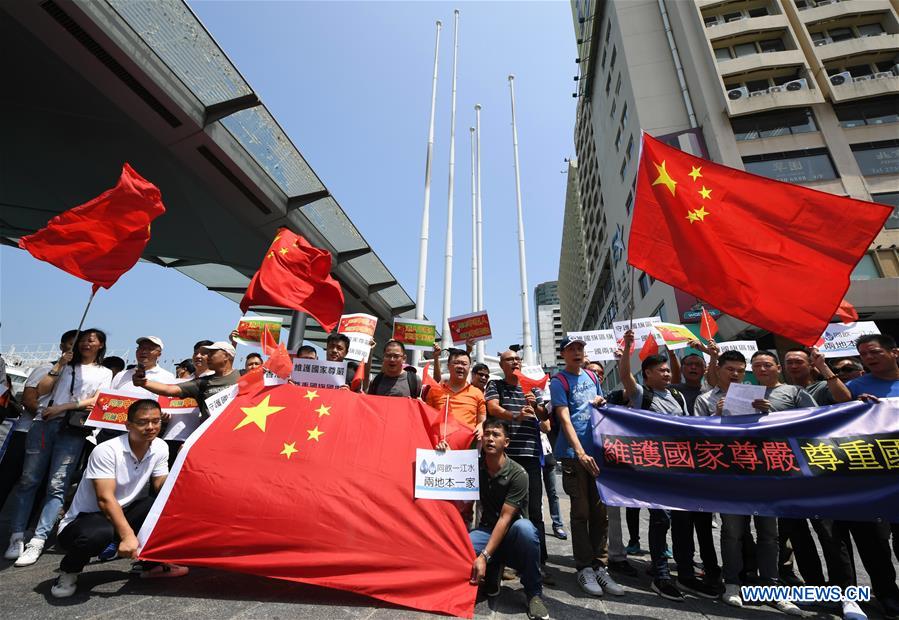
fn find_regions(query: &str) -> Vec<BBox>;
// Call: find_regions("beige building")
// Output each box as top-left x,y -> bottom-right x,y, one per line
563,0 -> 899,385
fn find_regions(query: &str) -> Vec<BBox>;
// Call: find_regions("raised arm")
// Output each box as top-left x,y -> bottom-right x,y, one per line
811,348 -> 851,403
619,330 -> 639,402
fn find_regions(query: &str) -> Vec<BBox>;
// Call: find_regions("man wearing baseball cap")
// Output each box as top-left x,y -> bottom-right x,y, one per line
135,341 -> 238,418
110,337 -> 175,397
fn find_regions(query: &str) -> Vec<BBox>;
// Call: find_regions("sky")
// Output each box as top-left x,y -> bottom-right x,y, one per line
1,1 -> 577,369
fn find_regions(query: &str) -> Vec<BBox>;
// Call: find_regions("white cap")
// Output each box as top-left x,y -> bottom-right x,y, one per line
202,341 -> 236,358
136,336 -> 164,350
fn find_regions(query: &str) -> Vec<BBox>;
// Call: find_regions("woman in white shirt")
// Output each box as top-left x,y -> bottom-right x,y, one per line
4,328 -> 112,567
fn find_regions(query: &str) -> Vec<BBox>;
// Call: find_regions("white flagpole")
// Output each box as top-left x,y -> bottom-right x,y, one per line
441,10 -> 460,350
470,126 -> 477,315
474,103 -> 485,364
508,75 -> 534,366
414,20 -> 442,366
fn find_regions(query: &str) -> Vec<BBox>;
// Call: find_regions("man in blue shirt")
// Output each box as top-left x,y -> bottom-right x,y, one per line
848,334 -> 899,399
551,336 -> 623,599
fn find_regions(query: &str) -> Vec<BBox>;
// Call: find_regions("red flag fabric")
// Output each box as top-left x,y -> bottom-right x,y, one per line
263,344 -> 293,381
240,228 -> 344,332
421,362 -> 444,395
700,306 -> 719,342
349,359 -> 366,392
261,325 -> 279,357
18,163 -> 165,291
513,370 -> 549,393
639,333 -> 660,361
138,384 -> 476,618
836,298 -> 859,325
629,133 -> 891,346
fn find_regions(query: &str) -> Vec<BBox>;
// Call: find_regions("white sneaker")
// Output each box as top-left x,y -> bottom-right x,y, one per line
50,571 -> 79,598
594,566 -> 625,596
577,566 -> 604,596
14,538 -> 45,567
772,599 -> 803,616
723,583 -> 743,607
4,533 -> 24,561
842,600 -> 867,620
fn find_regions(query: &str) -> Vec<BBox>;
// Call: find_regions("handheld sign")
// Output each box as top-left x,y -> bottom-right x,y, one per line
613,316 -> 663,350
817,322 -> 880,358
86,392 -> 143,431
290,358 -> 348,389
338,313 -> 378,363
567,329 -> 618,361
414,448 -> 480,500
392,318 -> 437,351
234,315 -> 283,348
447,310 -> 492,345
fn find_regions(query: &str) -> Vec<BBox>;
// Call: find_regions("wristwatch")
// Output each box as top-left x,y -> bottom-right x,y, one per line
48,370 -> 60,377
480,550 -> 491,562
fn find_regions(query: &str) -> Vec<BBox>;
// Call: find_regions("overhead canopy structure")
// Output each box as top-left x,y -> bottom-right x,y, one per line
1,0 -> 417,348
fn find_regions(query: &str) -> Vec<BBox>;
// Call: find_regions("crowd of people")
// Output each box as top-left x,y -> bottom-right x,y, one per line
0,326 -> 897,620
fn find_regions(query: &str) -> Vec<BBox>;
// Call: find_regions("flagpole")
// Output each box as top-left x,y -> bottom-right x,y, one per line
474,103 -> 484,364
470,126 -> 477,315
507,75 -> 534,366
73,288 -> 98,344
440,10 -> 460,350
414,20 -> 442,367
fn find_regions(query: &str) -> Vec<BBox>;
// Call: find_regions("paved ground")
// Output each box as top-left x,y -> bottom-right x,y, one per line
0,473 -> 894,619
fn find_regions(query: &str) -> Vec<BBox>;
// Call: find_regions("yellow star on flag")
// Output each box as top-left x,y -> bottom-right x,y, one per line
273,234 -> 282,242
266,251 -> 275,259
698,186 -> 712,200
688,166 -> 702,181
315,404 -> 331,418
686,211 -> 699,223
652,160 -> 677,196
233,395 -> 285,432
304,390 -> 319,402
693,205 -> 710,222
280,442 -> 298,459
279,247 -> 289,255
307,426 -> 324,442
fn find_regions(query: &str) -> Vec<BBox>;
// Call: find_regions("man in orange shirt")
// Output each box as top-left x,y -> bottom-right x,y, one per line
425,349 -> 486,441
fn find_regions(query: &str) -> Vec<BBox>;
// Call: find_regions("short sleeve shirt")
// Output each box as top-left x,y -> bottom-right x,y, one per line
111,366 -> 177,399
805,380 -> 835,406
478,455 -> 529,530
484,379 -> 543,458
48,363 -> 113,407
628,383 -> 687,415
178,370 -> 240,417
22,365 -> 53,428
551,370 -> 600,459
424,382 -> 486,429
847,374 -> 899,399
367,372 -> 421,398
694,387 -> 725,417
765,384 -> 816,411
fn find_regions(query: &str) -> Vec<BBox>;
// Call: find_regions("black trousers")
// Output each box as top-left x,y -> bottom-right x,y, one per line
672,510 -> 720,581
0,430 -> 27,510
811,519 -> 856,588
626,507 -> 641,545
834,520 -> 899,603
57,496 -> 155,573
510,456 -> 547,565
778,517 -> 825,585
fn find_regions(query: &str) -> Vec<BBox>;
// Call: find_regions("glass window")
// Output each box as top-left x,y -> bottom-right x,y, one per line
734,42 -> 757,57
847,64 -> 873,77
610,46 -> 617,71
743,149 -> 837,183
654,302 -> 668,323
615,128 -> 622,150
619,158 -> 627,180
829,27 -> 854,42
601,49 -> 607,69
705,15 -> 720,27
851,254 -> 880,280
872,192 -> 899,230
748,7 -> 769,17
852,141 -> 899,176
605,74 -> 612,95
715,47 -> 733,60
621,103 -> 628,127
759,39 -> 786,53
626,135 -> 635,161
639,273 -> 650,297
858,23 -> 885,37
810,31 -> 827,43
723,12 -> 742,22
610,100 -> 617,119
625,191 -> 634,215
835,97 -> 899,128
731,108 -> 818,141
746,78 -> 770,92
615,74 -> 622,96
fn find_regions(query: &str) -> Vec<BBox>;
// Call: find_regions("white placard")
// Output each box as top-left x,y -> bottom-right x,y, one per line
414,448 -> 480,500
702,341 -> 759,364
263,369 -> 288,387
722,383 -> 766,416
290,358 -> 348,389
339,313 -> 378,363
818,322 -> 880,358
613,316 -> 663,350
567,329 -> 619,361
205,384 -> 239,419
162,413 -> 204,442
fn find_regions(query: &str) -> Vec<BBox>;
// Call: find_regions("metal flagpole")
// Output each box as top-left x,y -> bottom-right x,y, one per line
413,20 -> 442,366
470,126 -> 477,314
474,103 -> 485,364
507,75 -> 535,366
440,10 -> 460,350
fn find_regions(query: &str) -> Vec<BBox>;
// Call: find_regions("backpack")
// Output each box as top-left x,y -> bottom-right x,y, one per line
551,369 -> 601,410
641,386 -> 687,414
369,368 -> 420,398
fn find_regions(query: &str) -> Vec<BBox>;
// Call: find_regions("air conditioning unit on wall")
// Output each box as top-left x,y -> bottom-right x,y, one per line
727,86 -> 750,100
830,71 -> 852,85
785,78 -> 809,91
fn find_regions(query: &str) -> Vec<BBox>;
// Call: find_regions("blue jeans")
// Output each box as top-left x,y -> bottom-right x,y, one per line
542,456 -> 563,529
10,418 -> 86,540
649,508 -> 671,579
470,519 -> 542,598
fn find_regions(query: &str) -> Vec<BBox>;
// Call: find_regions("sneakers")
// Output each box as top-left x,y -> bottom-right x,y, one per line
576,567 -> 604,596
663,546 -> 673,559
539,565 -> 556,586
608,559 -> 638,577
676,576 -> 719,599
771,599 -> 803,616
652,578 -> 685,601
723,583 -> 743,608
779,568 -> 804,586
552,524 -> 567,540
527,594 -> 550,620
594,566 -> 625,596
503,566 -> 518,581
4,533 -> 24,561
50,571 -> 79,598
14,538 -> 45,567
625,541 -> 645,556
98,542 -> 118,562
842,600 -> 868,620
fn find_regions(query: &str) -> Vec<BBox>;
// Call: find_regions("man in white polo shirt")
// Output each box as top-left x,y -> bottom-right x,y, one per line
51,399 -> 187,598
110,337 -> 175,395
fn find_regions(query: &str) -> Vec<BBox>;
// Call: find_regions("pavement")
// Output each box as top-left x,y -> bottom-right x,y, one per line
0,472 -> 895,620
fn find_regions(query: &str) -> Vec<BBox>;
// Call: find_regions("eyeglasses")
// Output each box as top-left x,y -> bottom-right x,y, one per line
132,418 -> 162,428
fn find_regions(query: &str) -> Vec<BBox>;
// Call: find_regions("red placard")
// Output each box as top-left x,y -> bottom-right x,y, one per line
447,310 -> 492,345
86,392 -> 142,431
158,395 -> 200,415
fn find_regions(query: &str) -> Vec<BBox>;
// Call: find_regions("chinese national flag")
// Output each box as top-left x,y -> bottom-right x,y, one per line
700,306 -> 718,342
18,163 -> 165,291
639,333 -> 660,361
835,298 -> 858,324
240,228 -> 344,332
138,384 -> 476,617
629,134 -> 891,346
513,369 -> 549,393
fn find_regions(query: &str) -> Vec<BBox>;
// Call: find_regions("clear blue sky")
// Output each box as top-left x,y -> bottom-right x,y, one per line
1,1 -> 576,369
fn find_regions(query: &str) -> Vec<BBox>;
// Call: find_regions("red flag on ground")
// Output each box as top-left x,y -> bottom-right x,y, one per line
137,384 -> 477,618
700,306 -> 718,342
240,228 -> 344,332
18,163 -> 166,291
639,333 -> 660,361
513,370 -> 549,393
836,298 -> 859,325
629,133 -> 892,346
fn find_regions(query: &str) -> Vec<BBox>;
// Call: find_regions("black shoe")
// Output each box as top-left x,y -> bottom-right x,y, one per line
881,596 -> 899,620
552,524 -> 567,540
676,576 -> 719,599
540,565 -> 557,586
703,576 -> 725,595
608,559 -> 638,577
778,569 -> 804,586
485,562 -> 502,597
652,578 -> 685,602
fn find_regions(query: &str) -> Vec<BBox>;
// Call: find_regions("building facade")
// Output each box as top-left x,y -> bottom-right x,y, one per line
564,0 -> 899,386
535,281 -> 565,370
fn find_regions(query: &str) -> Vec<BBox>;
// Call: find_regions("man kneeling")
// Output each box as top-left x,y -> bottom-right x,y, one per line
469,418 -> 549,620
51,399 -> 187,597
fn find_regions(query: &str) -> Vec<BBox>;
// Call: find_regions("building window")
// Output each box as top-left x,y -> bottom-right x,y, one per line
605,19 -> 611,43
858,23 -> 886,37
626,135 -> 635,161
653,301 -> 668,323
619,158 -> 627,180
829,27 -> 854,42
734,42 -> 757,57
625,190 -> 633,214
605,74 -> 612,96
731,108 -> 818,141
758,38 -> 786,53
851,254 -> 880,280
621,103 -> 628,127
601,49 -> 607,69
610,99 -> 617,119
835,97 -> 899,128
615,74 -> 622,96
852,140 -> 899,176
742,149 -> 837,183
748,6 -> 769,17
714,47 -> 734,60
610,46 -> 617,71
639,273 -> 650,297
872,192 -> 899,230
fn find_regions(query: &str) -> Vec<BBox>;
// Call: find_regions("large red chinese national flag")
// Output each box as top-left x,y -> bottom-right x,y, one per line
240,228 -> 344,332
137,384 -> 476,617
18,163 -> 165,291
629,134 -> 891,345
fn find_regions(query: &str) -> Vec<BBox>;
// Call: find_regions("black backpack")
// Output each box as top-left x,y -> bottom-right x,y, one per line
369,369 -> 420,398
